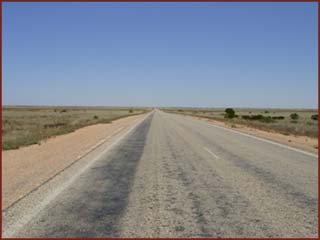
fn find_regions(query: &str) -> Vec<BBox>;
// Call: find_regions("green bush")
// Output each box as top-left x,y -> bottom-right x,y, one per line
260,116 -> 274,123
93,115 -> 98,119
225,108 -> 235,118
311,114 -> 318,121
290,113 -> 299,120
241,114 -> 275,123
272,116 -> 285,120
242,114 -> 264,120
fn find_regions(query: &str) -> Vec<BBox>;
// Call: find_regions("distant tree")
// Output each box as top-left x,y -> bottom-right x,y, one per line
290,113 -> 299,120
225,108 -> 235,118
311,114 -> 318,121
129,109 -> 133,113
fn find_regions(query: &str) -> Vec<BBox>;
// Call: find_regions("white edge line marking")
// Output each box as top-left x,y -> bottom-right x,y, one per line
3,113 -> 151,238
184,115 -> 318,158
203,147 -> 219,159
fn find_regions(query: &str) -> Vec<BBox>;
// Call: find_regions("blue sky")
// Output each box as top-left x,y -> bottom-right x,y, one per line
3,2 -> 318,108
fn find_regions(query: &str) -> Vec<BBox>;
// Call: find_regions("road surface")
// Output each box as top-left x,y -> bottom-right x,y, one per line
4,110 -> 318,237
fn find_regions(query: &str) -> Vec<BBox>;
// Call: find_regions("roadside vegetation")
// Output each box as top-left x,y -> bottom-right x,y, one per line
3,106 -> 150,150
162,107 -> 318,138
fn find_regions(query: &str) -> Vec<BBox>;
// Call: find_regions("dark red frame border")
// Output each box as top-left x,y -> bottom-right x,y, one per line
0,1 -> 318,240
0,0 -> 318,2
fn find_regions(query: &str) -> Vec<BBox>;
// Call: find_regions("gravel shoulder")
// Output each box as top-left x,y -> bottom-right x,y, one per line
2,114 -> 146,210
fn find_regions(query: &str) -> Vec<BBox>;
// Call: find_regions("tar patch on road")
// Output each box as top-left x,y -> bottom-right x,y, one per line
18,116 -> 153,238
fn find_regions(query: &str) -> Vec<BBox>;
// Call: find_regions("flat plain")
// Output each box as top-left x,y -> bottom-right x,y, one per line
4,110 -> 317,238
162,107 -> 318,138
2,106 -> 149,150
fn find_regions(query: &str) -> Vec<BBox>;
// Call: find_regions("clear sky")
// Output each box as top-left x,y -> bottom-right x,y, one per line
3,2 -> 318,108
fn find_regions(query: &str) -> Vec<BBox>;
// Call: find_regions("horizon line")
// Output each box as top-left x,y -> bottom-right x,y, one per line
2,104 -> 318,110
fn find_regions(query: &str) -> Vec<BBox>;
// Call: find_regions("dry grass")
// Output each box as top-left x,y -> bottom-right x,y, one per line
3,106 -> 150,150
162,107 -> 318,138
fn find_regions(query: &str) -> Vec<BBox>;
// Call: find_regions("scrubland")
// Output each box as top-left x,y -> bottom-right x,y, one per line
3,106 -> 149,150
162,108 -> 318,138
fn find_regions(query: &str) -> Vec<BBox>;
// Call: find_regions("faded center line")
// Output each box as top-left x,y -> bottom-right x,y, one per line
203,147 -> 219,159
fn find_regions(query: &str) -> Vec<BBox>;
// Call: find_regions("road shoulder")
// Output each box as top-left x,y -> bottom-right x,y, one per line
2,113 -> 151,237
2,113 -> 147,210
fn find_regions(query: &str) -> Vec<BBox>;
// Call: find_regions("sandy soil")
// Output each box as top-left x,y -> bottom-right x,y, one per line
2,114 -> 146,210
191,116 -> 318,154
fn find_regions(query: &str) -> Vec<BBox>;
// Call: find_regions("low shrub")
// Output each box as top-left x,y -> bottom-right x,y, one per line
272,116 -> 285,120
44,122 -> 67,128
241,114 -> 274,123
311,114 -> 318,121
290,113 -> 299,120
225,108 -> 236,118
260,116 -> 275,123
241,114 -> 264,120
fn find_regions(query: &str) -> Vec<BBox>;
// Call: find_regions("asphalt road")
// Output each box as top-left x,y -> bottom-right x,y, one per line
10,110 -> 318,237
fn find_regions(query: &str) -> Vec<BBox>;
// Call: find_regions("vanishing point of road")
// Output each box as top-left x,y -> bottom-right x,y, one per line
4,110 -> 318,238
